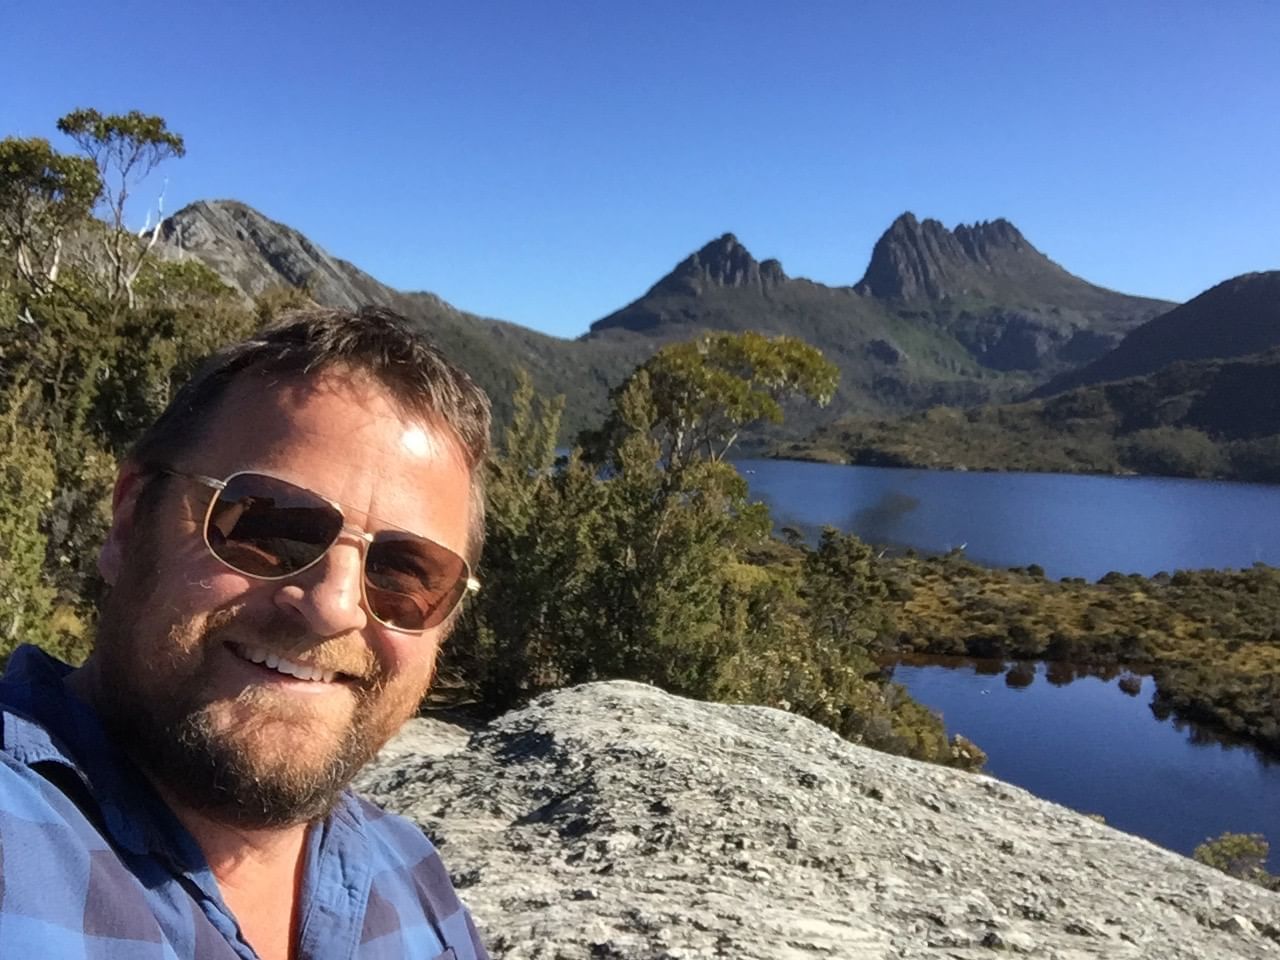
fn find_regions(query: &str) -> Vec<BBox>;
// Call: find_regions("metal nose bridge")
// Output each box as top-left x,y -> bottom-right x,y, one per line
335,524 -> 376,547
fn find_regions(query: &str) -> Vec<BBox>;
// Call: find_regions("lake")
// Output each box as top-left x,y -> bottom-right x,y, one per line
737,459 -> 1280,870
891,659 -> 1280,870
737,459 -> 1280,581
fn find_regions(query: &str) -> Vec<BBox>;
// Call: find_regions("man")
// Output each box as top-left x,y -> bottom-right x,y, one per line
0,306 -> 491,958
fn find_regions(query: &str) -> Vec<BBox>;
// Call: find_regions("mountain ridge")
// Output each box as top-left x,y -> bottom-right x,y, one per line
156,199 -> 1176,438
1034,271 -> 1280,397
588,213 -> 1170,382
854,212 -> 1153,309
156,200 -> 639,438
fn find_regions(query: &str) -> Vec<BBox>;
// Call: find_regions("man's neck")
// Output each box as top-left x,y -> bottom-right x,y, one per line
159,782 -> 310,960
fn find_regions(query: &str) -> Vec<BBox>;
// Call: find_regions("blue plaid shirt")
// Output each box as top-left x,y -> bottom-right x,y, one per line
0,645 -> 488,959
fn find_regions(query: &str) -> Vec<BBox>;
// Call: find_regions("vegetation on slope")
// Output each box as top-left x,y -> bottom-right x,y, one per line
1036,270 -> 1280,396
783,349 -> 1280,483
445,342 -> 980,768
880,551 -> 1280,754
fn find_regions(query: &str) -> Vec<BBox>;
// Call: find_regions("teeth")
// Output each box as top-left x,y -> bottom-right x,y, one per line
233,644 -> 335,683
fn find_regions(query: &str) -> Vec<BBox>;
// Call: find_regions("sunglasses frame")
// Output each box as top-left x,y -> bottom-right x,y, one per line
159,468 -> 479,632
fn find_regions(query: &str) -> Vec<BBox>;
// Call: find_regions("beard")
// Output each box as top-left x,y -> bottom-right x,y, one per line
90,543 -> 428,829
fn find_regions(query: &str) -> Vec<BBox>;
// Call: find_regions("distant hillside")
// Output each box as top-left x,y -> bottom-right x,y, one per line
1035,271 -> 1280,397
784,348 -> 1280,483
157,201 -> 637,437
158,201 -> 1172,443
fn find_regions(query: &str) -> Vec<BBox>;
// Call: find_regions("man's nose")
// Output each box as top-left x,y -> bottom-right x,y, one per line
274,540 -> 369,637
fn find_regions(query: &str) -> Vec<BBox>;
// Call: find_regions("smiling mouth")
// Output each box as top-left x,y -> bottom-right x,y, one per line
226,642 -> 351,684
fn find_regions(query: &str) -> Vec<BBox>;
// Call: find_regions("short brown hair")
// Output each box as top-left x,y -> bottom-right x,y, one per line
130,305 -> 492,562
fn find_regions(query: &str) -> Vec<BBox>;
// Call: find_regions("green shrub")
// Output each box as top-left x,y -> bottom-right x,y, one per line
1193,832 -> 1277,890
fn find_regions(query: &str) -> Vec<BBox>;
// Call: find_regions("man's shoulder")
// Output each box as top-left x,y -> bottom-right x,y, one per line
0,746 -> 90,827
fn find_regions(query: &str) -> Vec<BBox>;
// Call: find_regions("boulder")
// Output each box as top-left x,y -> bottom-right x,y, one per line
356,681 -> 1280,959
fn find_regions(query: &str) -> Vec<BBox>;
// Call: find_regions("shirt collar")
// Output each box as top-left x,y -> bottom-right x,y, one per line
0,644 -> 208,870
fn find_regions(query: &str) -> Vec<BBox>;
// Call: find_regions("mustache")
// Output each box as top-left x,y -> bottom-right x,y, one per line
206,607 -> 381,683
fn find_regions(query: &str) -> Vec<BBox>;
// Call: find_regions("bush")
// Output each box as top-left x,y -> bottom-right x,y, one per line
446,366 -> 967,768
1121,427 -> 1225,478
1193,832 -> 1277,890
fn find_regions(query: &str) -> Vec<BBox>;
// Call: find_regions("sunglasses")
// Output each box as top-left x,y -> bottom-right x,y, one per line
160,469 -> 478,632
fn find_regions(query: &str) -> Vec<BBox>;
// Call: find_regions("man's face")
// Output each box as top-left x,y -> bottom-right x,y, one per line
91,370 -> 474,828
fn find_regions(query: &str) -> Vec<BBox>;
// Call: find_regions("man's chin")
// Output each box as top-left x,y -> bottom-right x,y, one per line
128,698 -> 380,829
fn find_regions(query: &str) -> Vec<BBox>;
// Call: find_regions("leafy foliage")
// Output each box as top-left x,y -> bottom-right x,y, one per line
0,109 -> 257,662
1193,832 -> 1278,890
585,332 -> 838,469
55,108 -> 186,306
448,352 -> 969,767
0,137 -> 101,293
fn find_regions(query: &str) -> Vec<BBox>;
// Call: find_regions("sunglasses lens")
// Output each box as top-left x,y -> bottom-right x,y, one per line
206,473 -> 344,578
203,471 -> 470,631
365,535 -> 469,631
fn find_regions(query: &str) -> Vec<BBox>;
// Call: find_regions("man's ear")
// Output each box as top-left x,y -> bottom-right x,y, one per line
98,463 -> 150,586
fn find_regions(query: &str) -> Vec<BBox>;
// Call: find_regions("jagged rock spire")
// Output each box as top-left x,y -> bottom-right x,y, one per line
652,233 -> 788,297
857,212 -> 1047,301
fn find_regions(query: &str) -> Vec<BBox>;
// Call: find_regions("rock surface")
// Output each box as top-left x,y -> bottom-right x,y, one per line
856,213 -> 1117,308
157,199 -> 419,310
653,233 -> 789,296
356,681 -> 1280,959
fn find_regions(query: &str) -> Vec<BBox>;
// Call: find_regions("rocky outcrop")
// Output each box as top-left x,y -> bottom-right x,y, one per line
156,200 -> 456,317
857,214 -> 1062,303
652,233 -> 788,295
356,682 -> 1280,959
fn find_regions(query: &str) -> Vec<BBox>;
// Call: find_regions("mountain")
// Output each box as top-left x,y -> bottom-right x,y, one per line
856,213 -> 1172,372
156,201 -> 638,437
587,232 -> 1019,428
589,216 -> 1171,382
157,201 -> 1174,442
1035,271 -> 1280,397
858,213 -> 1128,307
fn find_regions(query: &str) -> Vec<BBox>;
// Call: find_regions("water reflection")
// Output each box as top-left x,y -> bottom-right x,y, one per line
740,459 -> 1280,580
890,657 -> 1280,869
1004,662 -> 1036,688
895,656 -> 1280,764
849,491 -> 921,545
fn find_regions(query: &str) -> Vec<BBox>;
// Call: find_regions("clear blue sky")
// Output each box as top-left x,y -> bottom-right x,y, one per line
3,1 -> 1277,338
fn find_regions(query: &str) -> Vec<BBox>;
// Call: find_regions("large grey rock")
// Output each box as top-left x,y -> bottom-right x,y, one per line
356,681 -> 1280,959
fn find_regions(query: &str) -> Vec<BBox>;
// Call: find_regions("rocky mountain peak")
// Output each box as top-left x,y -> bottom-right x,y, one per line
655,232 -> 788,296
857,212 -> 1058,301
156,199 -> 403,311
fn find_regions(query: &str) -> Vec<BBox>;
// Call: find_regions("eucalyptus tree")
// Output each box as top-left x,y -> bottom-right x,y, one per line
56,108 -> 185,306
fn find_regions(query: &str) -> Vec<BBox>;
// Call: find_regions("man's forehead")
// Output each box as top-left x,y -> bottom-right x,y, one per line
188,371 -> 473,544
203,371 -> 462,463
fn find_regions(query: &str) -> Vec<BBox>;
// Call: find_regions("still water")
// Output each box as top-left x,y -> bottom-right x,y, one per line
891,660 -> 1280,870
738,459 -> 1280,581
737,459 -> 1280,869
